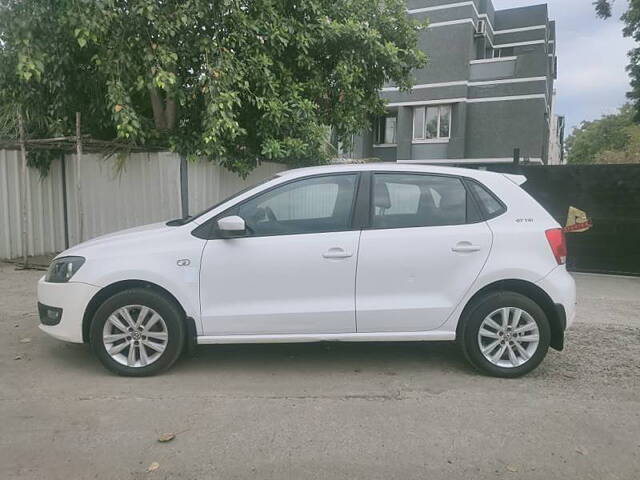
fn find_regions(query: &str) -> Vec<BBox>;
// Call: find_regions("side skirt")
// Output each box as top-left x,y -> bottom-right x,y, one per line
197,331 -> 456,345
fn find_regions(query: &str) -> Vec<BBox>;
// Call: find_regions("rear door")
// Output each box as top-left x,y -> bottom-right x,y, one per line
356,172 -> 492,332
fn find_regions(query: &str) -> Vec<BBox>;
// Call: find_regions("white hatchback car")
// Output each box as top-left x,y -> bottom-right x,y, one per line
38,164 -> 575,377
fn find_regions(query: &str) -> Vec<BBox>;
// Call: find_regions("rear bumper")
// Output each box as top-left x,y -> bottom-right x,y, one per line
37,276 -> 100,343
536,265 -> 577,329
536,265 -> 577,351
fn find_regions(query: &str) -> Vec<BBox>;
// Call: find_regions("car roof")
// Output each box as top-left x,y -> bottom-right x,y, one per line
276,163 -> 521,184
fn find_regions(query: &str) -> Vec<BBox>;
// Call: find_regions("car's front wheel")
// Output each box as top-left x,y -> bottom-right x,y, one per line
459,291 -> 551,378
90,288 -> 185,376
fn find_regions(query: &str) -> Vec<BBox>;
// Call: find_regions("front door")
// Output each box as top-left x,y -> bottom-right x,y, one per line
356,172 -> 492,332
199,173 -> 361,336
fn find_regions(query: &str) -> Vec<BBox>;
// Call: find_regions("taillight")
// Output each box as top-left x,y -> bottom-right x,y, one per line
545,228 -> 567,265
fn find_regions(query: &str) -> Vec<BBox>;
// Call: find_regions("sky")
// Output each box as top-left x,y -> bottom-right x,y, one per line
493,0 -> 634,133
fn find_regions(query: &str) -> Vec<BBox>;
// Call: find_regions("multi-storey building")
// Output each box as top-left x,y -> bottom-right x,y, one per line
349,0 -> 558,165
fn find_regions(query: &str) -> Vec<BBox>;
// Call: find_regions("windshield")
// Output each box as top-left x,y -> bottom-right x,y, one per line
186,175 -> 280,224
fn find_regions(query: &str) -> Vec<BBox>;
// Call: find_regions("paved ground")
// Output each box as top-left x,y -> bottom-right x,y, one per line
1,263 -> 639,480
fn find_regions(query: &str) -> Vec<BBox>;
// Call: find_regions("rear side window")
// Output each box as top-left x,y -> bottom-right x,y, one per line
467,181 -> 506,219
371,173 -> 473,229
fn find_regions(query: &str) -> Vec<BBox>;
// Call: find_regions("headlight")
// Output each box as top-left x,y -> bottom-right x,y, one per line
45,256 -> 86,283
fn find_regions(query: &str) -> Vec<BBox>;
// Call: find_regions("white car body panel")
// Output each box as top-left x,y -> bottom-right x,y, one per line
199,231 -> 360,335
65,224 -> 206,332
356,222 -> 492,332
36,164 -> 576,349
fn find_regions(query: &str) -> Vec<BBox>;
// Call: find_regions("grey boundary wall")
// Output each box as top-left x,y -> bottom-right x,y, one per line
487,163 -> 640,276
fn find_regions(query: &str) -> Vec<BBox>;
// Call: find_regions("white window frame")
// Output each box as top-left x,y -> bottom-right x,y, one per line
412,105 -> 452,144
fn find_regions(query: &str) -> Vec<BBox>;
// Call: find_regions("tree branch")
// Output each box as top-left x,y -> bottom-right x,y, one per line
594,0 -> 613,19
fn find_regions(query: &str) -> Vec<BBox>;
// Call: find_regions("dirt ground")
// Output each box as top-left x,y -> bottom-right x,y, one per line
1,262 -> 639,480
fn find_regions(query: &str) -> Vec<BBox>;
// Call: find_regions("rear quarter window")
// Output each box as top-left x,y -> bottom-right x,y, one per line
467,180 -> 507,219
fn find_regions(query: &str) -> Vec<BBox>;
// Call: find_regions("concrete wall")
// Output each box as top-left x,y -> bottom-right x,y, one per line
411,22 -> 474,85
465,99 -> 546,159
372,146 -> 397,162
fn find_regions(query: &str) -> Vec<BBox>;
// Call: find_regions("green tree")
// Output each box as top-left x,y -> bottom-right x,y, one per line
597,124 -> 640,163
565,104 -> 640,163
595,0 -> 640,122
0,0 -> 426,175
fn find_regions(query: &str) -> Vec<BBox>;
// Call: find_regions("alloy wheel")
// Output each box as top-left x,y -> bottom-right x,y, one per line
102,305 -> 168,367
477,307 -> 540,368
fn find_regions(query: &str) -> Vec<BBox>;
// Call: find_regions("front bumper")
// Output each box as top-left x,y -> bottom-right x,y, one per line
37,276 -> 100,343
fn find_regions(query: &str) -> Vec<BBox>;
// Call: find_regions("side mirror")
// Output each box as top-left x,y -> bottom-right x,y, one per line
217,215 -> 246,235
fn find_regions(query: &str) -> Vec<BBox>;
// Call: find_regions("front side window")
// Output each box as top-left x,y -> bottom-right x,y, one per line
413,105 -> 451,141
231,174 -> 359,236
375,116 -> 397,145
371,173 -> 469,229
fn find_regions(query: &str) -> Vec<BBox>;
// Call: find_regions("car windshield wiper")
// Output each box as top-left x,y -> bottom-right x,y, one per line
166,216 -> 192,226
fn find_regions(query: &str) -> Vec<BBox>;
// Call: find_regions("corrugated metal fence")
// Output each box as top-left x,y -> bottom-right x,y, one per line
187,157 -> 284,214
0,150 -> 284,260
1,149 -> 68,259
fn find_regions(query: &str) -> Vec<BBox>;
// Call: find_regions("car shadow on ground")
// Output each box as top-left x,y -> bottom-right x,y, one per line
174,341 -> 475,376
41,338 -> 476,377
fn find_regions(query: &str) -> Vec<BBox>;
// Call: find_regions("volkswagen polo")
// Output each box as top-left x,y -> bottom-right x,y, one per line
37,164 -> 576,377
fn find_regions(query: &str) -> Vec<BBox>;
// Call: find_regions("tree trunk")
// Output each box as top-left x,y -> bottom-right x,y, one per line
165,98 -> 177,131
149,86 -> 168,131
149,86 -> 178,132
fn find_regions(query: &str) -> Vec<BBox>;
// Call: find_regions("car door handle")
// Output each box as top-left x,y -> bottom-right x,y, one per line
452,242 -> 482,253
322,248 -> 353,259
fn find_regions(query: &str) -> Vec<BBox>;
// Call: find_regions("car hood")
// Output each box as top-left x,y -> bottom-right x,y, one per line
58,221 -> 177,258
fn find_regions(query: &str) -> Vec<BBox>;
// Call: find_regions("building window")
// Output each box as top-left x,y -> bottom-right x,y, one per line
413,105 -> 451,142
374,116 -> 397,145
496,47 -> 515,57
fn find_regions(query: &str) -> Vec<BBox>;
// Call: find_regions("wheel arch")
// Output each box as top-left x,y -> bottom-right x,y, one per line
456,279 -> 566,351
82,280 -> 197,350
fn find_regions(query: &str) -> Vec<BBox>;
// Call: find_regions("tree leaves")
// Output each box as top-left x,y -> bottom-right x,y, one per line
157,433 -> 175,443
0,0 -> 426,175
565,104 -> 640,164
594,0 -> 613,19
596,1 -> 640,122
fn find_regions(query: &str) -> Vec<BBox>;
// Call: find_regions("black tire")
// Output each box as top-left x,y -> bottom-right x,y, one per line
458,291 -> 550,378
90,288 -> 185,376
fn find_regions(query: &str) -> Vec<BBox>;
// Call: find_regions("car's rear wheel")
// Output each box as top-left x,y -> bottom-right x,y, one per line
90,288 -> 185,376
459,291 -> 550,378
